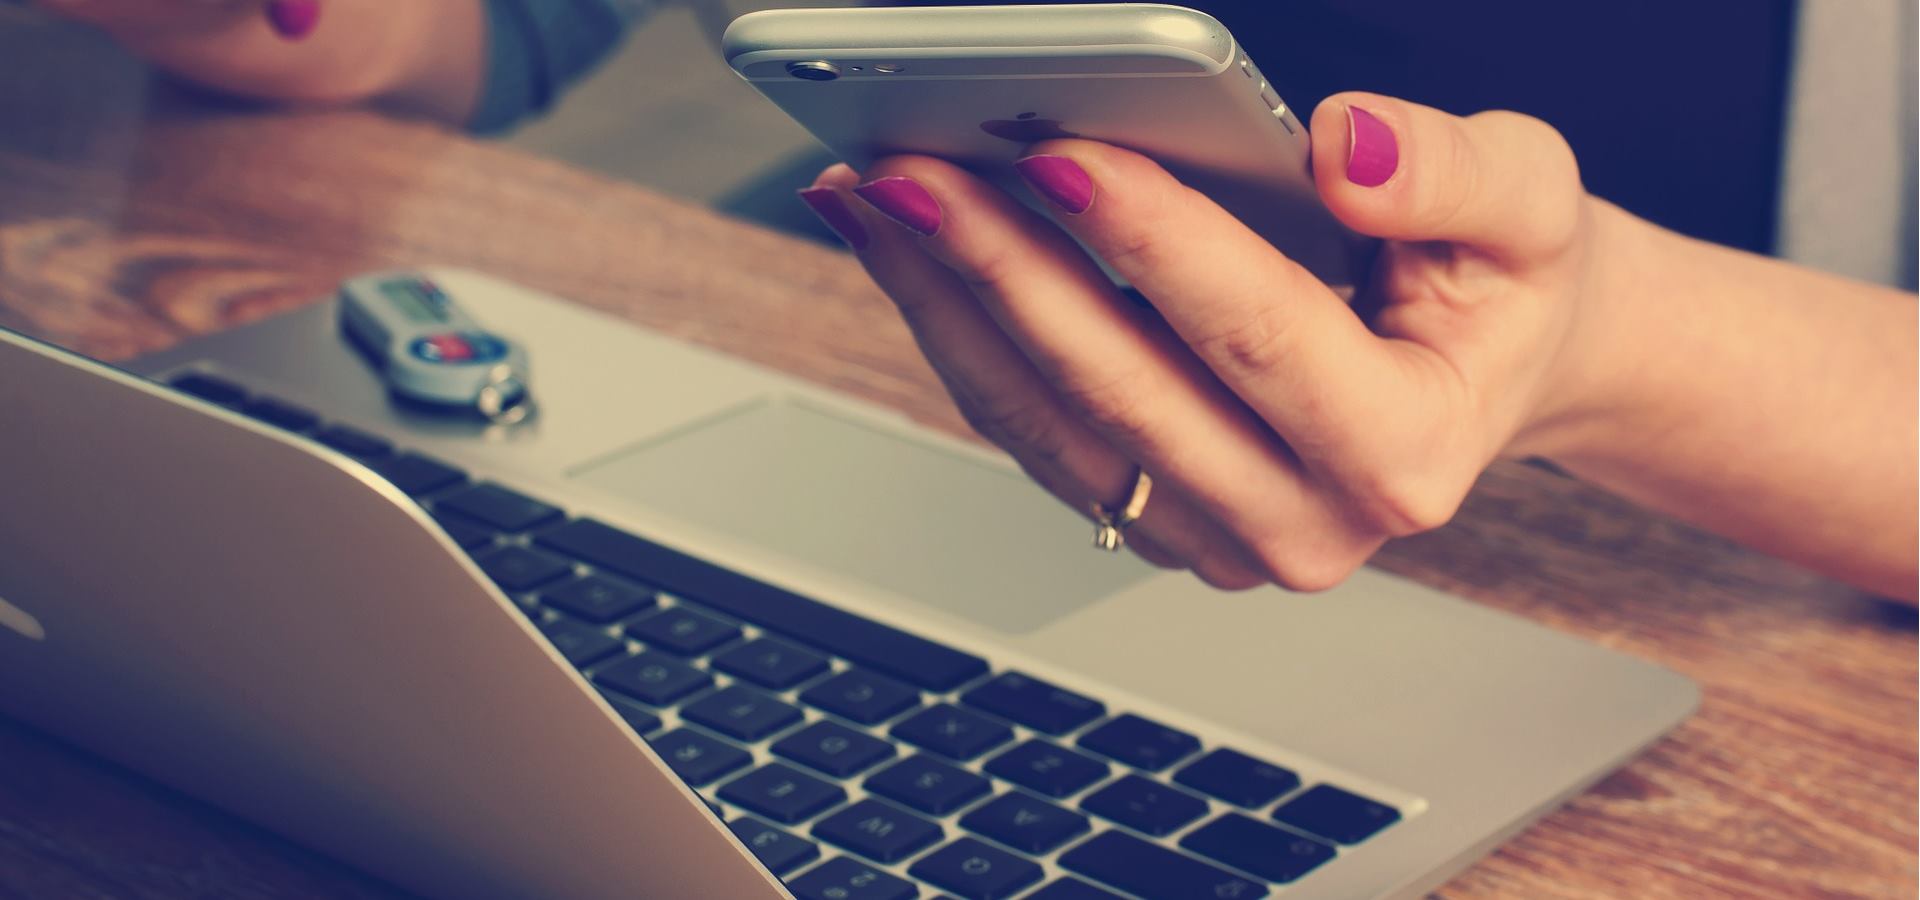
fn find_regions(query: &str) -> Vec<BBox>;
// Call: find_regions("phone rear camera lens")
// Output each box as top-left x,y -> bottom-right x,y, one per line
786,61 -> 840,82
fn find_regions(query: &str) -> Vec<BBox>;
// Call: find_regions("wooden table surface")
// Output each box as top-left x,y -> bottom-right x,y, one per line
0,26 -> 1914,900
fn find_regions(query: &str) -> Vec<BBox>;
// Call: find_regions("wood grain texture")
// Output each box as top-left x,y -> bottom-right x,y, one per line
0,38 -> 1913,900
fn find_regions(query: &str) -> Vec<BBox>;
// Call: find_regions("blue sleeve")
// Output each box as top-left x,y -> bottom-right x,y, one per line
469,0 -> 658,134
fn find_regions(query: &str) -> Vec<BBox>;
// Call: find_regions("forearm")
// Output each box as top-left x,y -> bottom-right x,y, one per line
1540,201 -> 1918,601
98,0 -> 485,124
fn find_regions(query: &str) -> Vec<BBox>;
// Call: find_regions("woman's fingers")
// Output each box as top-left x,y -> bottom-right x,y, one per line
841,156 -> 1384,589
801,167 -> 1269,589
1002,139 -> 1466,535
1309,93 -> 1584,263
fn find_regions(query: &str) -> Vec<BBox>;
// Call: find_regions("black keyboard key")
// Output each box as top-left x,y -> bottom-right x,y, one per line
1181,814 -> 1335,884
713,638 -> 830,690
432,512 -> 498,551
983,740 -> 1108,799
474,546 -> 574,592
681,685 -> 803,742
1173,748 -> 1300,809
367,452 -> 466,496
1272,784 -> 1399,845
625,606 -> 741,656
541,575 -> 655,624
909,837 -> 1043,900
593,651 -> 712,706
1077,715 -> 1200,772
600,692 -> 662,736
538,618 -> 625,668
313,424 -> 393,460
435,482 -> 563,533
1026,880 -> 1124,900
1059,831 -> 1267,900
241,396 -> 320,433
537,519 -> 989,690
812,798 -> 942,863
648,728 -> 753,786
892,705 -> 1013,761
959,793 -> 1089,855
961,672 -> 1104,736
1080,775 -> 1208,837
718,764 -> 847,824
787,857 -> 917,900
730,817 -> 821,876
169,372 -> 246,406
800,669 -> 920,725
773,720 -> 895,777
866,755 -> 992,816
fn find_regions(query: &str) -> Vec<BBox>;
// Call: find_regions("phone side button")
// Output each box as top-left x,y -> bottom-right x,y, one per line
1274,106 -> 1299,135
1258,81 -> 1283,111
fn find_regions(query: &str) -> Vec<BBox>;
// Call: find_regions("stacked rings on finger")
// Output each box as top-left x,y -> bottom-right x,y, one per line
1090,469 -> 1153,552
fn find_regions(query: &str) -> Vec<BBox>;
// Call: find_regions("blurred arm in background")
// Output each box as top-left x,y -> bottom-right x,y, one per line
28,0 -> 659,131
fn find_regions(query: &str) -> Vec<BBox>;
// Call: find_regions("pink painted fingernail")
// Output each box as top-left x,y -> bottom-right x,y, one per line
797,187 -> 869,250
267,0 -> 321,40
1013,155 -> 1094,214
1345,105 -> 1398,187
852,177 -> 942,237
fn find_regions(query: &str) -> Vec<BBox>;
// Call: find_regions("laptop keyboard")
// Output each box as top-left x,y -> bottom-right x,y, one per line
168,371 -> 1405,900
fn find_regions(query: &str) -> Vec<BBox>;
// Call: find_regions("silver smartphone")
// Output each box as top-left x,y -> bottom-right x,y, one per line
723,3 -> 1366,292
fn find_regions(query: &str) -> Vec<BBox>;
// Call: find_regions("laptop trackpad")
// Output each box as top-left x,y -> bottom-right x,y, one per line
569,398 -> 1155,634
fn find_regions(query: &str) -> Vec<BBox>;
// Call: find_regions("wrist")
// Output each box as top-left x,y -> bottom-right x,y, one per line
1505,197 -> 1681,464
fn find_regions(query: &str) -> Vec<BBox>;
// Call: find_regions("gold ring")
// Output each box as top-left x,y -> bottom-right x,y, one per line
1090,469 -> 1153,552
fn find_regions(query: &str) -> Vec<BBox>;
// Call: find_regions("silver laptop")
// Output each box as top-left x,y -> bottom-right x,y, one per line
0,268 -> 1696,900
